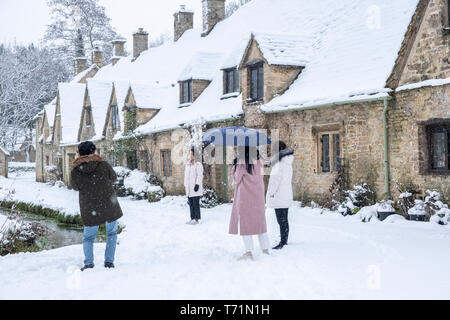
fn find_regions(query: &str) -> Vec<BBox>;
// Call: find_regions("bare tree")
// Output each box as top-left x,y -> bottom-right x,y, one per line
43,0 -> 121,70
0,44 -> 69,154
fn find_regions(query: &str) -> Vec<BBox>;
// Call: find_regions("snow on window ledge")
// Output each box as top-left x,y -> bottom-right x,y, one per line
178,102 -> 192,108
221,92 -> 240,100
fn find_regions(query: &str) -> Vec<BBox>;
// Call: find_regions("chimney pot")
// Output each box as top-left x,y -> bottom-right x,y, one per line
202,0 -> 225,37
174,5 -> 194,41
91,47 -> 103,68
133,28 -> 149,59
74,57 -> 88,76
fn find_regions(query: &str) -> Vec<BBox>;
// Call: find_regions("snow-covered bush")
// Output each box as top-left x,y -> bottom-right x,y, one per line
147,186 -> 165,203
200,186 -> 220,208
44,165 -> 63,185
430,207 -> 450,225
8,162 -> 35,173
394,180 -> 420,217
113,167 -> 132,196
114,167 -> 165,201
0,212 -> 46,256
407,190 -> 449,222
337,183 -> 376,216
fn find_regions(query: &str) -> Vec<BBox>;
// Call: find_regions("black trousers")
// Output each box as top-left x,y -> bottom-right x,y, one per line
275,208 -> 289,245
188,196 -> 201,220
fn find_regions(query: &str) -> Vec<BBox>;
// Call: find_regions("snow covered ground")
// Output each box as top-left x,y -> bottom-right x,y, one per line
1,172 -> 450,299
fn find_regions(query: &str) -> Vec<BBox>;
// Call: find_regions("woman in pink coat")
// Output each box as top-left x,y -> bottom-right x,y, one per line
229,146 -> 270,260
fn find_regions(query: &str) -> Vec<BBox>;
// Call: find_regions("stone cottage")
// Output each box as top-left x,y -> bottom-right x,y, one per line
0,147 -> 9,178
36,0 -> 450,203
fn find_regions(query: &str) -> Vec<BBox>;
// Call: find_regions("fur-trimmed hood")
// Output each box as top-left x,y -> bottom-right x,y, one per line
73,154 -> 103,168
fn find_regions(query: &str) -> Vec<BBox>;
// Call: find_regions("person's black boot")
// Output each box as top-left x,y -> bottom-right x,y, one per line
81,264 -> 94,271
104,262 -> 115,269
272,243 -> 286,250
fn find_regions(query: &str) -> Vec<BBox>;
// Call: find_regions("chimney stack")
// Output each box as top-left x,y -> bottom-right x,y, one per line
201,0 -> 225,37
91,46 -> 104,68
74,57 -> 87,76
111,39 -> 126,66
133,28 -> 149,59
174,5 -> 194,41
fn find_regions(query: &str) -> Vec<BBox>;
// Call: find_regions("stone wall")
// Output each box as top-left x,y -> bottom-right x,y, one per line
0,152 -> 8,178
398,0 -> 450,85
141,130 -> 190,195
266,101 -> 386,202
389,84 -> 450,201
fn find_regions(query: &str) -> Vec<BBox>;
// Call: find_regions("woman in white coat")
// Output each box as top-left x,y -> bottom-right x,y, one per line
184,147 -> 204,225
266,141 -> 294,249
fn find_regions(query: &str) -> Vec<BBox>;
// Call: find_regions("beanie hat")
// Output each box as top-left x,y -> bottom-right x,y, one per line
78,141 -> 96,156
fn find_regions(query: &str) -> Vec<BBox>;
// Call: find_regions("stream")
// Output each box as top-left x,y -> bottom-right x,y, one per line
0,209 -> 84,250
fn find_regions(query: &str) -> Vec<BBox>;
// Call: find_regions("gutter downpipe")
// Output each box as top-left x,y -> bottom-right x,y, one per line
382,97 -> 391,199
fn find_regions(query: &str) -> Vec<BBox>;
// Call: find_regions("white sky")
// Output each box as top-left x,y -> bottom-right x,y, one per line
0,0 -> 207,47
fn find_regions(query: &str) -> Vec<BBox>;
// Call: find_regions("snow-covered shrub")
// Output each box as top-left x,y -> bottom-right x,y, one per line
407,190 -> 449,222
44,165 -> 63,185
358,205 -> 379,223
8,162 -> 35,173
147,186 -> 165,203
337,183 -> 376,216
0,212 -> 46,256
113,167 -> 132,196
430,207 -> 450,225
408,200 -> 427,217
115,168 -> 166,201
394,180 -> 420,217
200,186 -> 220,208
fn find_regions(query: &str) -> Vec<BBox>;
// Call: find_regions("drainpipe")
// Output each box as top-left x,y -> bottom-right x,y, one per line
383,97 -> 391,199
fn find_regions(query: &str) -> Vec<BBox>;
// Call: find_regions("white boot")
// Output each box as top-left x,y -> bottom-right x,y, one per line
237,252 -> 254,261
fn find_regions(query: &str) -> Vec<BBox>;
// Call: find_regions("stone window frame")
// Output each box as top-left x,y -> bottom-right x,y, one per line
84,106 -> 93,127
223,67 -> 240,95
161,149 -> 172,177
111,104 -> 120,130
422,120 -> 450,175
180,80 -> 193,105
312,123 -> 344,174
246,61 -> 264,103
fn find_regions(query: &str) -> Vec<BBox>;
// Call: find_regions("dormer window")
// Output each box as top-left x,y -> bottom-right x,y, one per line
248,63 -> 264,102
181,80 -> 192,105
224,68 -> 239,94
111,105 -> 119,130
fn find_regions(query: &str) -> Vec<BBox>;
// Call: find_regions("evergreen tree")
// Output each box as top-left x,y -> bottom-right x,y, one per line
75,28 -> 85,57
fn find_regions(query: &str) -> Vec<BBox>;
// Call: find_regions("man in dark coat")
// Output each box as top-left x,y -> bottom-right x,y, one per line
70,141 -> 123,271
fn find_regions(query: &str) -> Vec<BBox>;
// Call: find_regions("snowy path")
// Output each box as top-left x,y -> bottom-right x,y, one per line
1,173 -> 450,299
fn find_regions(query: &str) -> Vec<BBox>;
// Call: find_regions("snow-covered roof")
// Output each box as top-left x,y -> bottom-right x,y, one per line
0,146 -> 10,156
71,64 -> 99,84
93,0 -> 419,132
178,52 -> 225,82
44,103 -> 56,128
396,77 -> 450,92
86,79 -> 113,140
221,36 -> 251,70
247,32 -> 315,67
129,82 -> 176,110
58,83 -> 86,145
111,81 -> 130,134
